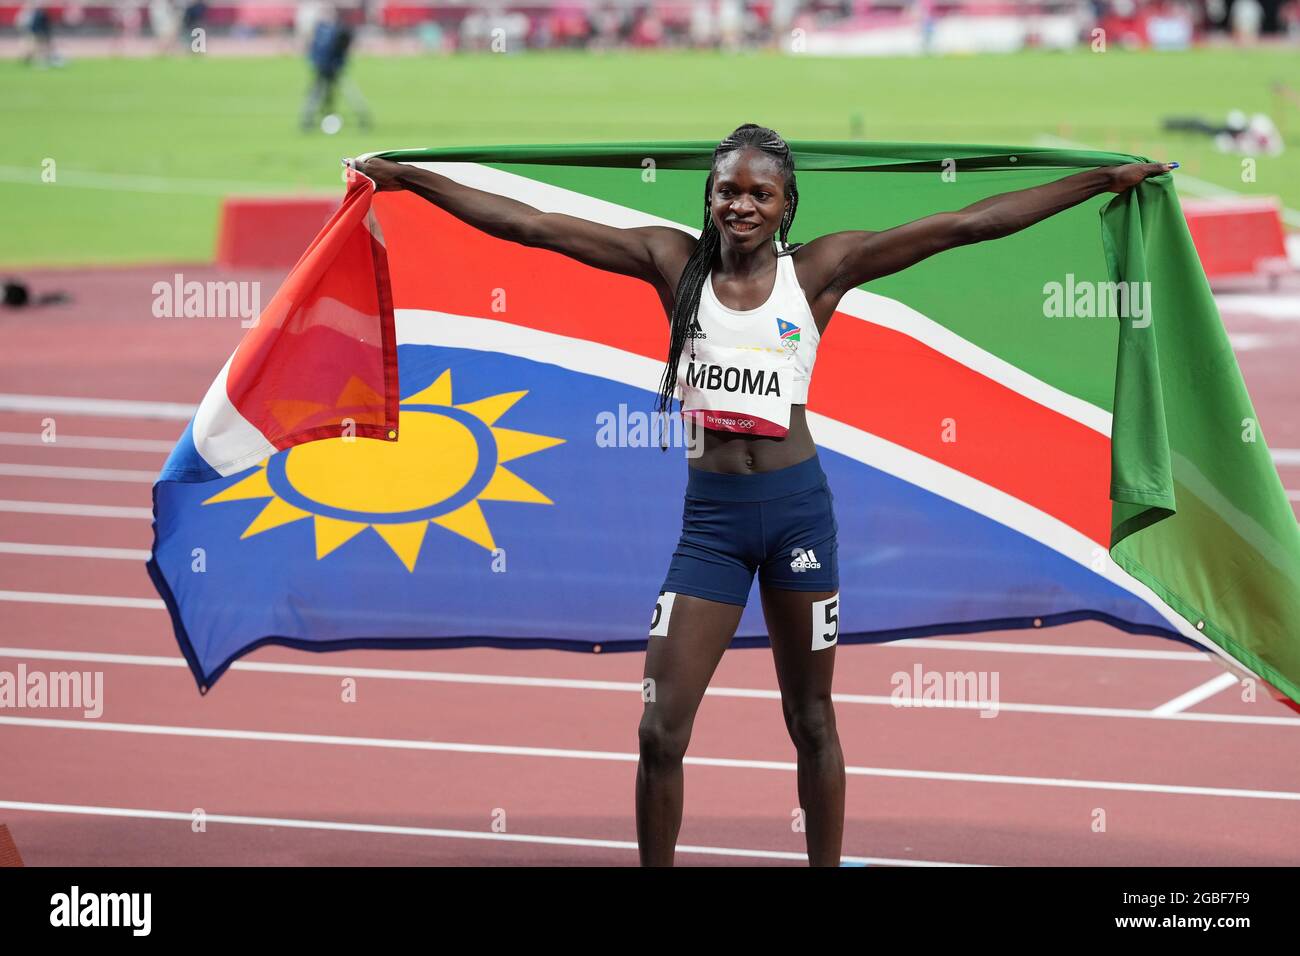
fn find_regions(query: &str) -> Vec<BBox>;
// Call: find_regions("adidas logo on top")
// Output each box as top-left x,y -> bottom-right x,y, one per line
686,316 -> 707,340
790,547 -> 821,572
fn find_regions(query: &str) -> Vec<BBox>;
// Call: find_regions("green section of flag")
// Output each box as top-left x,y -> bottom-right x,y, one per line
1102,177 -> 1300,704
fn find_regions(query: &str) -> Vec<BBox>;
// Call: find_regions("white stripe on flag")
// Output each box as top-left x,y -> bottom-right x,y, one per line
189,352 -> 275,478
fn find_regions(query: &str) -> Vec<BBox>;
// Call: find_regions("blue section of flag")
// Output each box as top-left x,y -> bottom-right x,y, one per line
157,421 -> 221,483
149,343 -> 1180,690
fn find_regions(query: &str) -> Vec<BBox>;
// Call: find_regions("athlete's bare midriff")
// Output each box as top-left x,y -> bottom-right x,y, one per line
685,405 -> 818,474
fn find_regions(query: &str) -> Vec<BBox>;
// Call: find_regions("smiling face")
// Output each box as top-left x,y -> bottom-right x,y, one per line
708,147 -> 790,251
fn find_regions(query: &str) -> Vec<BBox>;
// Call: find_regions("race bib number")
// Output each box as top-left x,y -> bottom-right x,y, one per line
811,593 -> 839,651
649,591 -> 677,637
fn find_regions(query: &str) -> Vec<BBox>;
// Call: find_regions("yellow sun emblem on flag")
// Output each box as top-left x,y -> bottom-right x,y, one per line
202,369 -> 564,571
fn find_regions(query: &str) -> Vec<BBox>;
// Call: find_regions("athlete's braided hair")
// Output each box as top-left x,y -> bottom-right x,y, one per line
654,123 -> 801,450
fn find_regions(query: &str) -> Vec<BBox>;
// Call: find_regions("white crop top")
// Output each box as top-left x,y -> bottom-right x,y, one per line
674,252 -> 821,438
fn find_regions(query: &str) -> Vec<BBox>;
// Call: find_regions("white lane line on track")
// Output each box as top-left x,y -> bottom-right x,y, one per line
0,432 -> 174,453
1151,672 -> 1243,716
0,395 -> 195,420
0,543 -> 150,560
4,715 -> 1298,800
0,591 -> 163,609
0,463 -> 157,483
0,799 -> 976,867
3,646 -> 1295,726
0,500 -> 152,519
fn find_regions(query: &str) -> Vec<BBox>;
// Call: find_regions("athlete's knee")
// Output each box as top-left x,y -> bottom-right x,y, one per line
783,698 -> 838,754
638,713 -> 690,769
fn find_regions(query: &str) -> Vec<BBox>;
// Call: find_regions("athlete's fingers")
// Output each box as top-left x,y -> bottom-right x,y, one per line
1107,161 -> 1176,193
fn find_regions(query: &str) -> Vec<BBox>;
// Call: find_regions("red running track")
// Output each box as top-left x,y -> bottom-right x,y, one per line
0,264 -> 1297,866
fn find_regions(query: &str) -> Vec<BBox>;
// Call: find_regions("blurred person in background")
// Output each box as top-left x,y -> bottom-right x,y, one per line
919,0 -> 937,54
300,3 -> 373,133
1146,0 -> 1196,49
19,2 -> 62,67
149,0 -> 179,55
690,0 -> 716,48
719,0 -> 743,51
631,5 -> 665,48
589,2 -> 623,50
544,2 -> 592,50
769,0 -> 798,48
112,1 -> 146,55
181,2 -> 207,48
1279,0 -> 1300,34
460,3 -> 529,51
1102,0 -> 1149,47
1231,0 -> 1265,39
296,0 -> 326,41
417,18 -> 447,52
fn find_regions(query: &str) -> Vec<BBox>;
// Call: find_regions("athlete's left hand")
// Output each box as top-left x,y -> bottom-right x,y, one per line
1105,161 -> 1178,192
345,156 -> 407,191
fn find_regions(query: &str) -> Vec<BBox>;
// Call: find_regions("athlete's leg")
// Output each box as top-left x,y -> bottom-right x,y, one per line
755,468 -> 845,865
299,75 -> 326,129
759,583 -> 845,866
341,76 -> 373,129
321,74 -> 339,118
637,592 -> 744,866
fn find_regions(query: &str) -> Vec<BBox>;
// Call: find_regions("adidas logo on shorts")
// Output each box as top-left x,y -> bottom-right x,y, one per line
790,547 -> 821,572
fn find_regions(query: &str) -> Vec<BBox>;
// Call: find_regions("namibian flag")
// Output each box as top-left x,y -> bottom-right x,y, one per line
777,317 -> 801,345
147,142 -> 1300,707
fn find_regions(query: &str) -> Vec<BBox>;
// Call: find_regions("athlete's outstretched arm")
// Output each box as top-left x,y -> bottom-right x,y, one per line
351,156 -> 690,287
800,161 -> 1175,299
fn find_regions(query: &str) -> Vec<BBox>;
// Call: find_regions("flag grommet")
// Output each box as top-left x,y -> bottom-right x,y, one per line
387,430 -> 397,440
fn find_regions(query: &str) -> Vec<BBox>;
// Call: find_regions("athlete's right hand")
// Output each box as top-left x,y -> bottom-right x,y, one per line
347,156 -> 407,192
1105,161 -> 1177,193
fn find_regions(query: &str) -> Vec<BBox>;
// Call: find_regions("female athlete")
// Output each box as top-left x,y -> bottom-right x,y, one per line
354,125 -> 1173,867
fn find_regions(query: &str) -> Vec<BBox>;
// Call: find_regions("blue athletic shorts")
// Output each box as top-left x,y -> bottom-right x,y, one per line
657,454 -> 839,609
